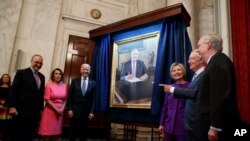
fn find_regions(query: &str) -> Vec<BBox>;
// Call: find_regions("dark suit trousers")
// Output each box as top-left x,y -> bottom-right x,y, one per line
10,116 -> 39,141
195,113 -> 210,141
69,116 -> 89,141
186,130 -> 196,141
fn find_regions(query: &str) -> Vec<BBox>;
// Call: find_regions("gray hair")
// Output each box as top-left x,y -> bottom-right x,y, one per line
131,48 -> 139,54
191,49 -> 202,59
201,33 -> 223,52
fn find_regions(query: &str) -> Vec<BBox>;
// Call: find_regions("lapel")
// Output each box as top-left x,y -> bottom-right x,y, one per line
206,52 -> 220,71
87,79 -> 92,91
78,77 -> 82,88
128,61 -> 132,73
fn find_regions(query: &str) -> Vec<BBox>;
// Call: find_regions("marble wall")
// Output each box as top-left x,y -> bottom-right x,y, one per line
167,0 -> 232,57
0,0 -> 62,79
0,0 -> 232,78
51,0 -> 130,73
0,0 -> 23,76
126,0 -> 166,17
51,0 -> 167,80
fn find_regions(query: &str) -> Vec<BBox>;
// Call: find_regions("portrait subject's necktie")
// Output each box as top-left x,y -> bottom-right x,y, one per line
81,79 -> 86,96
132,61 -> 136,77
34,71 -> 40,88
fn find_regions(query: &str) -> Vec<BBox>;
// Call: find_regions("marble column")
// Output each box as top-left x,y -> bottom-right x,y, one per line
0,0 -> 23,76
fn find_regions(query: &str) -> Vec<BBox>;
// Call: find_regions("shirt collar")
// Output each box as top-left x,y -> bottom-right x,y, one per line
207,52 -> 217,64
195,66 -> 205,76
81,76 -> 89,80
30,67 -> 37,73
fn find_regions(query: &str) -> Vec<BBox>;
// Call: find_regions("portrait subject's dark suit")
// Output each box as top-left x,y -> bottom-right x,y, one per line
67,77 -> 96,141
8,67 -> 45,141
120,60 -> 148,80
118,60 -> 151,102
195,52 -> 241,141
174,71 -> 204,141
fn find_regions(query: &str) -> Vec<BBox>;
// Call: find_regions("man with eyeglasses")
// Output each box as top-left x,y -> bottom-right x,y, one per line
8,54 -> 45,141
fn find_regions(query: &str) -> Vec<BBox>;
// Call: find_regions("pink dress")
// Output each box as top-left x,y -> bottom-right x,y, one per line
38,81 -> 67,135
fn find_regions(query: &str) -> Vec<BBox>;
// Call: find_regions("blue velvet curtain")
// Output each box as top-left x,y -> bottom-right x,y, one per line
91,18 -> 192,123
91,34 -> 111,112
150,18 -> 192,116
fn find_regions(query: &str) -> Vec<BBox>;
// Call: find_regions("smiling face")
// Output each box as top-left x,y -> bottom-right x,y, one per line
80,64 -> 91,78
53,70 -> 62,83
170,64 -> 186,82
50,68 -> 64,82
188,51 -> 204,72
31,55 -> 43,71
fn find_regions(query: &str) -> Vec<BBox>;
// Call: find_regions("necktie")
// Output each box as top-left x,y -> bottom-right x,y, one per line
34,71 -> 40,88
81,79 -> 86,96
191,73 -> 197,81
132,61 -> 136,77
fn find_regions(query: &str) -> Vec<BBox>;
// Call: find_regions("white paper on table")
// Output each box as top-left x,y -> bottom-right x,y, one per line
125,77 -> 142,83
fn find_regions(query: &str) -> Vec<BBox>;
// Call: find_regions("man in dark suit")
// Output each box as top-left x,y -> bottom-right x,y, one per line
8,54 -> 45,141
120,48 -> 149,81
195,33 -> 241,141
67,63 -> 96,141
118,49 -> 150,102
159,50 -> 205,141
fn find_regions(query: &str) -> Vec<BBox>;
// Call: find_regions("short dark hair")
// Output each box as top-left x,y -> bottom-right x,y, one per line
50,68 -> 64,82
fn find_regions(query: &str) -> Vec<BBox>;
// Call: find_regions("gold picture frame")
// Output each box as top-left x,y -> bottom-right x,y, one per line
110,32 -> 160,109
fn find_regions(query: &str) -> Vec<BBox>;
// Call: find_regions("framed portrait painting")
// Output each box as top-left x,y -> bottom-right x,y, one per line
110,32 -> 160,109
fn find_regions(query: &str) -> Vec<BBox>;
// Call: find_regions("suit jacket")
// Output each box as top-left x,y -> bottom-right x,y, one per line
8,67 -> 45,118
67,77 -> 96,119
174,71 -> 204,131
160,82 -> 189,135
120,60 -> 148,80
195,52 -> 240,140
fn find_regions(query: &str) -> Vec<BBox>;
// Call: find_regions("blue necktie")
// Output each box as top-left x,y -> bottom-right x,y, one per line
191,73 -> 197,81
81,79 -> 86,96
